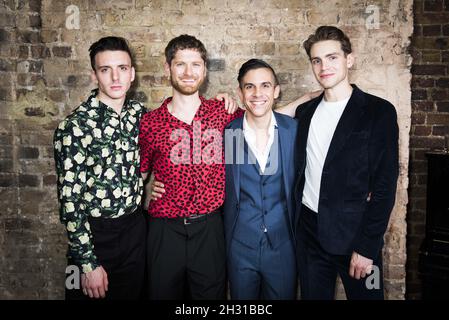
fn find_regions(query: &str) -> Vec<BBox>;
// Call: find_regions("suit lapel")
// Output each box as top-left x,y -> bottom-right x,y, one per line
275,113 -> 290,201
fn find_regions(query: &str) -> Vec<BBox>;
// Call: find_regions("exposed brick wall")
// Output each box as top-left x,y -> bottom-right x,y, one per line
408,0 -> 449,299
0,0 -> 412,299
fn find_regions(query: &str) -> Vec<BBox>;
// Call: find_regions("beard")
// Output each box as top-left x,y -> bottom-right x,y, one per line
170,76 -> 204,96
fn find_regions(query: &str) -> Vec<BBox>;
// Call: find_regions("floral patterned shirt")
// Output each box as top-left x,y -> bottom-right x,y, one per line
54,90 -> 146,273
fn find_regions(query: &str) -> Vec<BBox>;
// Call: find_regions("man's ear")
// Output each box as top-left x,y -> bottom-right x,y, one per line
164,61 -> 170,76
131,66 -> 135,82
91,70 -> 98,85
274,85 -> 280,99
346,53 -> 354,69
237,86 -> 244,104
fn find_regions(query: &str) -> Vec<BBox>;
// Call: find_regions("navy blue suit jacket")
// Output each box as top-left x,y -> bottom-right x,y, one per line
223,112 -> 298,254
294,84 -> 399,259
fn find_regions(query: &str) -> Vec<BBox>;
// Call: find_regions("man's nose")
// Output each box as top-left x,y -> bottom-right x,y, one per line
112,68 -> 119,81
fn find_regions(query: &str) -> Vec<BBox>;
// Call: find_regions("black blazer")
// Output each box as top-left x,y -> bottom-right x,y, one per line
294,84 -> 399,259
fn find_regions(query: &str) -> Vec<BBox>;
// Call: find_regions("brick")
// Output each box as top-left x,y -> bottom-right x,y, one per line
128,91 -> 148,103
0,59 -> 15,72
28,60 -> 43,73
43,175 -> 56,186
0,29 -> 14,42
0,135 -> 13,145
255,42 -> 276,56
47,89 -> 66,103
436,77 -> 449,87
412,64 -> 446,75
412,148 -> 428,161
422,25 -> 441,36
436,101 -> 449,112
29,15 -> 42,28
52,46 -> 72,58
28,0 -> 41,12
413,125 -> 432,136
0,145 -> 13,158
0,160 -> 13,172
424,0 -> 444,11
427,113 -> 449,124
18,46 -> 29,59
443,51 -> 449,62
18,174 -> 40,187
412,101 -> 434,112
411,89 -> 427,100
412,77 -> 435,88
443,24 -> 449,36
0,13 -> 15,27
0,173 -> 17,187
414,37 -> 449,50
16,30 -> 41,44
279,43 -> 301,56
432,125 -> 449,135
421,51 -> 441,63
139,75 -> 170,87
415,12 -> 449,24
31,45 -> 50,59
431,89 -> 449,100
18,147 -> 39,159
208,59 -> 225,72
24,107 -> 45,117
410,136 -> 444,148
409,185 -> 427,198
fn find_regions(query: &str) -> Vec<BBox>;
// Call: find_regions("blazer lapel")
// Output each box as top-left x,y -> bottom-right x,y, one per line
324,86 -> 366,167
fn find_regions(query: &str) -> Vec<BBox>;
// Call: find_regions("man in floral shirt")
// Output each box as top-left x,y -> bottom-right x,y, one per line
54,37 -> 146,299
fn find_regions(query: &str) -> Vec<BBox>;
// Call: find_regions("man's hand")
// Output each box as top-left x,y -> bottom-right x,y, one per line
81,266 -> 109,299
349,252 -> 373,280
215,93 -> 241,114
276,90 -> 323,117
143,172 -> 166,206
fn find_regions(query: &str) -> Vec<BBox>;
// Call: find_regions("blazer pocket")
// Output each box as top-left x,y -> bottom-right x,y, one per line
343,199 -> 367,213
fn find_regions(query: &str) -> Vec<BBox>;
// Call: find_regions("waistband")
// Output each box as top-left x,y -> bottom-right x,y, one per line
88,207 -> 143,229
150,209 -> 221,225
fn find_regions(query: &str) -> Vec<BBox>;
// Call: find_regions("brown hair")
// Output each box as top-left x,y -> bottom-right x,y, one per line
303,26 -> 352,59
164,34 -> 207,65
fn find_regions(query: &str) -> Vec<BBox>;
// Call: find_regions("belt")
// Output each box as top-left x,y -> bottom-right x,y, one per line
151,210 -> 221,225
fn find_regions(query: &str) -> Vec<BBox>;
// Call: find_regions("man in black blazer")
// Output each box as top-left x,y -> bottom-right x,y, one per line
294,26 -> 399,299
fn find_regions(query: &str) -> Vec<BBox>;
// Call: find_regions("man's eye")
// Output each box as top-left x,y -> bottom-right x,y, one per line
121,66 -> 128,71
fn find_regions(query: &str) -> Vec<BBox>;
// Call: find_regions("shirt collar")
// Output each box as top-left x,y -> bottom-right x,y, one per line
243,110 -> 278,133
86,88 -> 131,112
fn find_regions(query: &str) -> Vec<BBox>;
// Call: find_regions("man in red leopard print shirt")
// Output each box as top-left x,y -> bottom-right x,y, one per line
139,34 -> 243,299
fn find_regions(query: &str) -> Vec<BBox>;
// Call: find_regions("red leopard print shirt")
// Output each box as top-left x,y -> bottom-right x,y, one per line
139,96 -> 243,218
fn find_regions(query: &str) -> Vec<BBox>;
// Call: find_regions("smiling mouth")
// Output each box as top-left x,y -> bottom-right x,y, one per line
250,100 -> 268,106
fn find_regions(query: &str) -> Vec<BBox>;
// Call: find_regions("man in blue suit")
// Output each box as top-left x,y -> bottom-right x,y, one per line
223,59 -> 298,300
294,26 -> 399,299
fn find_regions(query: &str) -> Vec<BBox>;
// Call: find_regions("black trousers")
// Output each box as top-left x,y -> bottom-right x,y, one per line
65,209 -> 146,300
297,204 -> 384,300
147,210 -> 226,300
